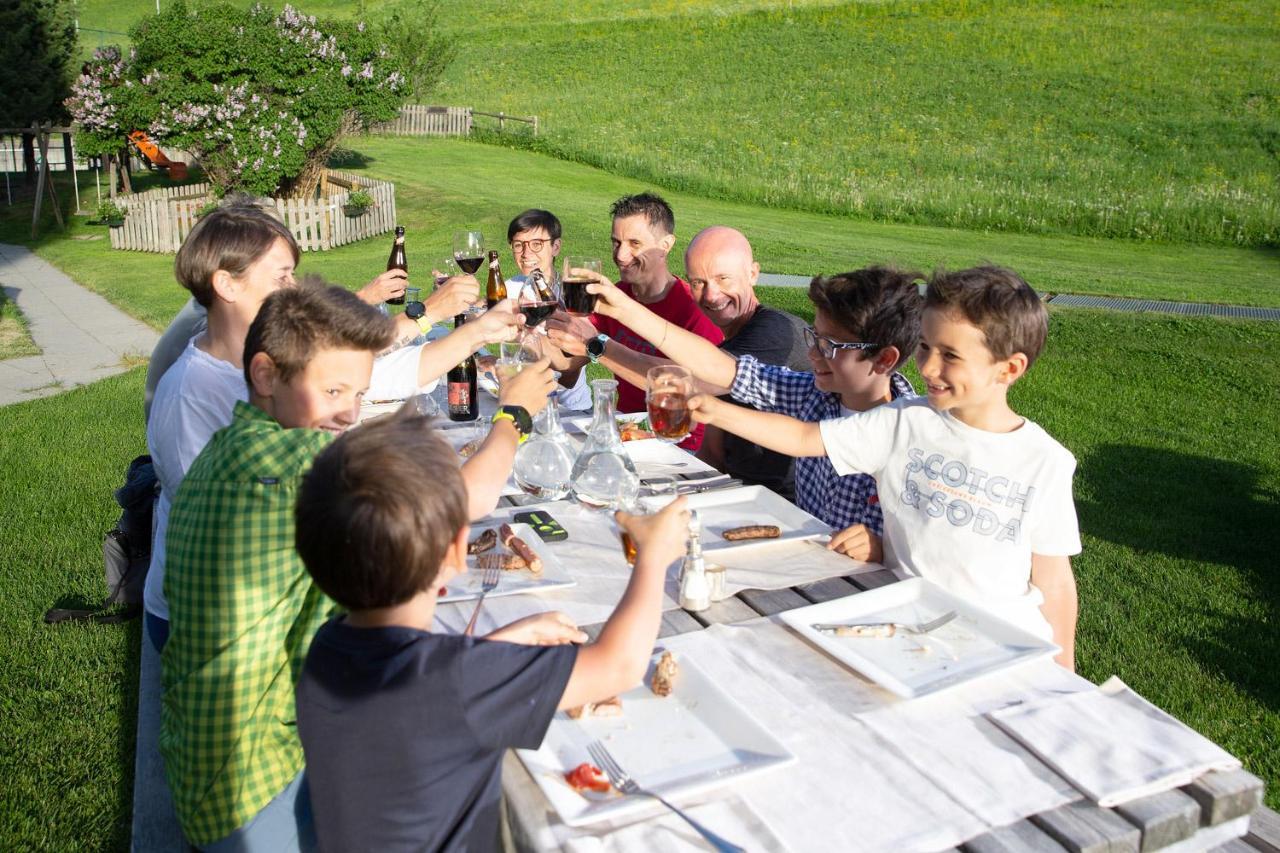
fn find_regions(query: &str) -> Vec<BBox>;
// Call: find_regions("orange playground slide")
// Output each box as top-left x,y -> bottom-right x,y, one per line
127,131 -> 189,180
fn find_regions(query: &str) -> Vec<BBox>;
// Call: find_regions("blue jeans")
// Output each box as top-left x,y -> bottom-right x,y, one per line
146,611 -> 169,653
201,771 -> 316,852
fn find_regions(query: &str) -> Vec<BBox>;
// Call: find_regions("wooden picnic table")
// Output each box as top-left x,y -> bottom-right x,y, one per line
504,565 -> 1268,852
417,393 -> 1268,852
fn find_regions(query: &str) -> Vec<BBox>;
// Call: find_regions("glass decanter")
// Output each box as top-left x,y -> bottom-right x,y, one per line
571,379 -> 639,509
512,392 -> 576,501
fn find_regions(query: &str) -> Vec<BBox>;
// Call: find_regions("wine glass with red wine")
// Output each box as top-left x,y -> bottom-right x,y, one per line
452,231 -> 485,275
516,278 -> 558,330
645,365 -> 694,443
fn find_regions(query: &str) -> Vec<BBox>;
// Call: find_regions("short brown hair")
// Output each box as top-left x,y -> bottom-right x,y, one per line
808,266 -> 924,370
611,192 -> 675,236
242,278 -> 396,388
174,203 -> 299,307
296,412 -> 469,610
925,266 -> 1048,368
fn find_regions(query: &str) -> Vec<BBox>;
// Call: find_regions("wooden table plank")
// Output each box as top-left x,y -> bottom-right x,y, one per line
1244,805 -> 1280,853
1183,770 -> 1265,827
963,819 -> 1070,852
658,608 -> 703,638
1115,790 -> 1201,852
848,568 -> 900,590
1031,800 -> 1141,853
687,595 -> 758,627
796,576 -> 861,603
737,586 -> 810,616
1213,839 -> 1258,852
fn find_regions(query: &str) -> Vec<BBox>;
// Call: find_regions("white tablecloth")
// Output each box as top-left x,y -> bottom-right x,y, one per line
506,617 -> 1086,852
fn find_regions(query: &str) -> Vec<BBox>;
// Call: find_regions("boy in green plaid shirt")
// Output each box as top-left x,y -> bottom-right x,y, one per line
160,283 -> 395,850
160,283 -> 558,850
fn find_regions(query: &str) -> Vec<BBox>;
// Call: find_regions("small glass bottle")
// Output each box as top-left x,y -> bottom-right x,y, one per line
679,511 -> 710,612
571,379 -> 639,509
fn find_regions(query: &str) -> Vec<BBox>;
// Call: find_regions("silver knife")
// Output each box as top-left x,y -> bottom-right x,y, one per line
677,478 -> 741,495
811,622 -> 900,638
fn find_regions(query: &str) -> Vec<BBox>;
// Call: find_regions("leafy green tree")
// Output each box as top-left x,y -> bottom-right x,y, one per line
0,0 -> 77,177
376,0 -> 455,102
66,2 -> 409,198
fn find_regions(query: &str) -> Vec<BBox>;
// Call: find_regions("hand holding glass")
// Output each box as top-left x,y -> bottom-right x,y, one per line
646,365 -> 694,443
562,257 -> 603,316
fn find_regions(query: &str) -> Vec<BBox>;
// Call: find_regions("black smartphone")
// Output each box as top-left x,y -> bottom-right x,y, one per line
512,510 -> 568,542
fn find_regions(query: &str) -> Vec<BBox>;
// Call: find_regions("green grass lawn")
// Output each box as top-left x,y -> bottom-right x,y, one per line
71,0 -> 1280,247
0,292 -> 39,360
4,137 -> 1280,322
1,307 -> 1276,849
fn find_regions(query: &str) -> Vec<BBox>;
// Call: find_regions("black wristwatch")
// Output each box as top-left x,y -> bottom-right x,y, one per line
491,405 -> 533,441
404,301 -> 426,321
586,333 -> 609,363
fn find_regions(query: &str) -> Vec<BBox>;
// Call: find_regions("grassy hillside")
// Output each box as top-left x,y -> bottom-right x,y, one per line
6,138 -> 1280,321
70,0 -> 1280,247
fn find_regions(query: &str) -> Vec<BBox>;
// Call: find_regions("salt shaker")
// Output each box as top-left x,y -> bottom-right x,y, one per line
678,511 -> 710,612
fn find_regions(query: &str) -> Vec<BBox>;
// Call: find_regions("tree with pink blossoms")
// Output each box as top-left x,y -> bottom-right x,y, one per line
67,2 -> 408,198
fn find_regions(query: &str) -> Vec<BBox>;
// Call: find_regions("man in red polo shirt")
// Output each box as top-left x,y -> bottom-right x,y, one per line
549,192 -> 722,450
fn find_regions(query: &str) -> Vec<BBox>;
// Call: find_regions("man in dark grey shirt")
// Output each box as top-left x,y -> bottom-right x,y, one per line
684,227 -> 808,498
554,226 -> 807,498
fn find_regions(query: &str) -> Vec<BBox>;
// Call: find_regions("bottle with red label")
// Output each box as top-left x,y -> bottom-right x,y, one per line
447,314 -> 478,421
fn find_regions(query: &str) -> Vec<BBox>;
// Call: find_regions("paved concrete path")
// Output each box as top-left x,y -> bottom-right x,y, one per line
0,243 -> 158,407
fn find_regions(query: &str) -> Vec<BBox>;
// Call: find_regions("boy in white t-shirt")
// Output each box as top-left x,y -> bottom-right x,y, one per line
690,266 -> 1081,668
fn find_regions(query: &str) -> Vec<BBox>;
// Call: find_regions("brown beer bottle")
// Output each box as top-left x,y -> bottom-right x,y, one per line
447,314 -> 479,421
385,225 -> 408,305
485,250 -> 507,309
529,268 -> 557,304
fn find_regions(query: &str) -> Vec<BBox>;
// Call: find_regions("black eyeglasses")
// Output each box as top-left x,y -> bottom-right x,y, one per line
510,238 -> 550,253
803,326 -> 879,360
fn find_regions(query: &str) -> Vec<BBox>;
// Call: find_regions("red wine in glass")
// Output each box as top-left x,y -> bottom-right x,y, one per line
647,391 -> 692,442
561,278 -> 598,315
455,255 -> 483,275
520,300 -> 558,327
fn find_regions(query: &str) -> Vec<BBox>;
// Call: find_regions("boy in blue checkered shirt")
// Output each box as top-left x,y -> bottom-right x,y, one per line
583,266 -> 922,563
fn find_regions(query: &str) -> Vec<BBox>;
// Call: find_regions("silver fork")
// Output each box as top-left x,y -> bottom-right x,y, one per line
586,741 -> 745,853
811,608 -> 958,637
464,560 -> 501,636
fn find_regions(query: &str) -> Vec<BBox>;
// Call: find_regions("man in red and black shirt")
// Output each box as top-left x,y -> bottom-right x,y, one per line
550,193 -> 722,450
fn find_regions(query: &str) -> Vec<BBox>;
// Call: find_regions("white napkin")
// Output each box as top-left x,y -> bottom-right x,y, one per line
559,798 -> 788,853
987,675 -> 1241,807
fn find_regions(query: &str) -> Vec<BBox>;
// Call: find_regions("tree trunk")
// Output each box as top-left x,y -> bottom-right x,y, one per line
277,110 -> 361,199
21,133 -> 35,183
108,155 -> 117,201
119,146 -> 133,194
62,133 -> 75,174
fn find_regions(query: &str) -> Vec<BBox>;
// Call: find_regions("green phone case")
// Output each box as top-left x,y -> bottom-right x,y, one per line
512,511 -> 568,542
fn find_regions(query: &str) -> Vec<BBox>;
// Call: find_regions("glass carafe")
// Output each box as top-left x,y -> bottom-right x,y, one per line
513,392 -> 576,501
571,379 -> 639,509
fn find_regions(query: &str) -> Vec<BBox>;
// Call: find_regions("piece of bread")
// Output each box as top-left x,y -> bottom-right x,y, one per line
651,651 -> 678,697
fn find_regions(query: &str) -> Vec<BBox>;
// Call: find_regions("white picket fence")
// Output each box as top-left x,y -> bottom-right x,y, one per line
371,105 -> 473,136
108,171 -> 397,253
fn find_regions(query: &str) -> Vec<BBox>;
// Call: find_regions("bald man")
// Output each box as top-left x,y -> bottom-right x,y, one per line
550,226 -> 807,497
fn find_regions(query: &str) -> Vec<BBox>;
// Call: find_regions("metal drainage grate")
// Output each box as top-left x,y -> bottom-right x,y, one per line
1046,294 -> 1280,322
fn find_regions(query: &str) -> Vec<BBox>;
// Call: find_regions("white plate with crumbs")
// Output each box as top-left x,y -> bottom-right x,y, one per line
780,578 -> 1059,699
516,651 -> 795,827
438,524 -> 575,603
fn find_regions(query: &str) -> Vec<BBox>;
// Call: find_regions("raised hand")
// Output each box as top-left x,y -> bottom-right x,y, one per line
498,357 -> 557,415
357,269 -> 408,305
615,496 -> 690,569
424,274 -> 480,320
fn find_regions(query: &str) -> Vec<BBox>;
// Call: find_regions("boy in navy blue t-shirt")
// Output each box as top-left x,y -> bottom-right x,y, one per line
293,412 -> 690,851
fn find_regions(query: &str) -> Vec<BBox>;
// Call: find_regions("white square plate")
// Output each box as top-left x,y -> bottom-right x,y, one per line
779,578 -> 1060,698
517,651 -> 795,827
645,484 -> 831,552
438,523 -> 576,603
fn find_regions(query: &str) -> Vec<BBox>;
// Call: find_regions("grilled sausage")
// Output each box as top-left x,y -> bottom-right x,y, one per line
721,524 -> 781,541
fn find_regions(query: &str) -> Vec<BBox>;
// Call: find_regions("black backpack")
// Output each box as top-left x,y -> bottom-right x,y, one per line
45,455 -> 158,625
